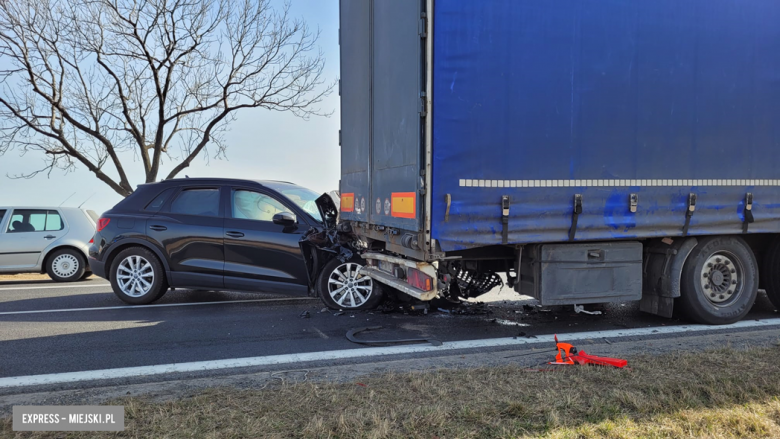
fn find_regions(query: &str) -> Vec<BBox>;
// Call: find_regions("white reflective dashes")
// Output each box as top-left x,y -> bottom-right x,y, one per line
458,179 -> 780,188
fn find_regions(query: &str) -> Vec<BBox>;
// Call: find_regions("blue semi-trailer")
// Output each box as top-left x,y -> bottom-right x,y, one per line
334,0 -> 780,324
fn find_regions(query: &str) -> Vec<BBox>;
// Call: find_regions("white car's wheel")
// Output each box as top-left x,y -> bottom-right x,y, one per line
47,249 -> 87,282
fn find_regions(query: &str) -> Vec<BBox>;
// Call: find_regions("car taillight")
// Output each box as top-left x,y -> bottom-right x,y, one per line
89,238 -> 94,244
97,218 -> 110,232
407,267 -> 433,291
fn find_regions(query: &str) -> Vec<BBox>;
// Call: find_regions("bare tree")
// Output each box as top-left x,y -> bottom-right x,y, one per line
0,0 -> 332,196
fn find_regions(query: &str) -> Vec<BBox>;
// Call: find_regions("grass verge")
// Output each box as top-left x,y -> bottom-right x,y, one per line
3,346 -> 780,438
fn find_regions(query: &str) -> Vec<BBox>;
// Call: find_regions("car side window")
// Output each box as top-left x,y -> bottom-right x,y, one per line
170,188 -> 220,217
144,187 -> 177,212
232,190 -> 290,222
7,209 -> 64,233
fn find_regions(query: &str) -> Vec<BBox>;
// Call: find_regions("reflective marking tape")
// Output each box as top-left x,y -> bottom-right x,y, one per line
459,179 -> 780,188
391,192 -> 416,219
341,193 -> 354,212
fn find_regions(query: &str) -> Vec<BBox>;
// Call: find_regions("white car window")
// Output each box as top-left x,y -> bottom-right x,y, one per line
7,209 -> 64,233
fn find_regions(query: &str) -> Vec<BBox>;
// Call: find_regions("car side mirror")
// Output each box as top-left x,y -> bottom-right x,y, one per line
272,212 -> 296,226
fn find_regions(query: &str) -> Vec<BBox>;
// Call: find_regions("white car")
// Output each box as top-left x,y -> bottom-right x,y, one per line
0,207 -> 98,282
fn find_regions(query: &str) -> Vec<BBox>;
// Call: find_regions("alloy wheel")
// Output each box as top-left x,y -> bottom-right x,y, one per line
327,262 -> 373,308
117,255 -> 155,297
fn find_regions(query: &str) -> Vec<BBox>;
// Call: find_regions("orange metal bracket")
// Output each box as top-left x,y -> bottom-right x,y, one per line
549,335 -> 627,368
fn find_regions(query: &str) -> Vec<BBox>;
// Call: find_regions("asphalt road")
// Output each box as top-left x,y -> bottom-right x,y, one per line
0,278 -> 779,380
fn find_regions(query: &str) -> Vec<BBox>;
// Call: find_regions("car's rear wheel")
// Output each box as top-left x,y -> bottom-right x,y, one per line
47,249 -> 87,282
317,257 -> 384,310
110,247 -> 168,305
679,236 -> 758,325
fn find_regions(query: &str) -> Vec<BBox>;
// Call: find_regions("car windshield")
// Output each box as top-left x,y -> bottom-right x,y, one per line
262,182 -> 323,222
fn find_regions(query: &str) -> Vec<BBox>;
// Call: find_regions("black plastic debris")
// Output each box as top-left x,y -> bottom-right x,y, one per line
299,311 -> 311,319
346,326 -> 442,347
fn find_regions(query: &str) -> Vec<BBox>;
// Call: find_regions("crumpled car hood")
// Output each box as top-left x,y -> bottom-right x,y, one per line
315,191 -> 339,229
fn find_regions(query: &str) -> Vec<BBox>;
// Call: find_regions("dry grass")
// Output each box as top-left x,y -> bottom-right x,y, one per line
0,274 -> 50,282
3,347 -> 780,438
0,274 -> 95,282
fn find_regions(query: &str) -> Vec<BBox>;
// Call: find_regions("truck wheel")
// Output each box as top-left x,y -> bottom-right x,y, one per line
109,247 -> 168,305
760,236 -> 780,310
47,249 -> 87,282
679,236 -> 758,325
317,258 -> 384,310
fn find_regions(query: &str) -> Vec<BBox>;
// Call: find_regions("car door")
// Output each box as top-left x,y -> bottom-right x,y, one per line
0,209 -> 66,270
223,187 -> 310,294
146,186 -> 225,289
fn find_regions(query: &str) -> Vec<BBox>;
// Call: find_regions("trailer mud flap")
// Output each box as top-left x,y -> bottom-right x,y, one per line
640,237 -> 698,318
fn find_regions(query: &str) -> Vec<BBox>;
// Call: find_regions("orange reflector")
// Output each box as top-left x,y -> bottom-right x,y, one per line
391,192 -> 416,218
341,193 -> 355,212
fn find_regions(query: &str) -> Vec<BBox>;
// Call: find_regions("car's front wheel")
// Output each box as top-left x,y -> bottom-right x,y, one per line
317,258 -> 384,310
110,247 -> 168,305
47,249 -> 87,282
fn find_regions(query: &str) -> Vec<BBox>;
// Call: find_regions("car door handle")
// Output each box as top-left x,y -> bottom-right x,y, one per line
149,225 -> 167,231
43,235 -> 56,240
226,231 -> 245,238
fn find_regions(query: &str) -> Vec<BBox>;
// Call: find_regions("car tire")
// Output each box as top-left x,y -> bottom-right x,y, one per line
760,236 -> 780,310
317,257 -> 384,310
46,249 -> 87,282
679,236 -> 758,325
109,247 -> 168,305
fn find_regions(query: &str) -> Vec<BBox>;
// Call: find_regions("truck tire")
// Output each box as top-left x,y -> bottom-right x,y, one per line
317,257 -> 384,310
679,236 -> 758,325
760,236 -> 780,310
109,247 -> 168,305
46,248 -> 87,282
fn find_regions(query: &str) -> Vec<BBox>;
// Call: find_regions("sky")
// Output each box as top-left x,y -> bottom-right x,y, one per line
0,0 -> 340,215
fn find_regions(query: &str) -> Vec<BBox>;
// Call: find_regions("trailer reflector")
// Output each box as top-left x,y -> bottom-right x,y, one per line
341,193 -> 355,212
391,192 -> 416,218
407,267 -> 432,291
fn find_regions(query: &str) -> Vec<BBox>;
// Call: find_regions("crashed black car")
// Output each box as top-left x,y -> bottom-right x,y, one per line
87,178 -> 381,309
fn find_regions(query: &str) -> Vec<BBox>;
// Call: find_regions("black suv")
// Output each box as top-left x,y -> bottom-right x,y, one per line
88,178 -> 383,309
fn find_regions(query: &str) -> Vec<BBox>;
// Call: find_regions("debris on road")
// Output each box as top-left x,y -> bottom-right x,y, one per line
299,311 -> 311,319
574,304 -> 602,315
346,326 -> 442,347
549,335 -> 627,368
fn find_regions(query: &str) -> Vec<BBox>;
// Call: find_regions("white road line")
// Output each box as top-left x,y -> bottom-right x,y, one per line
1,317 -> 779,389
0,283 -> 111,291
0,297 -> 316,316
